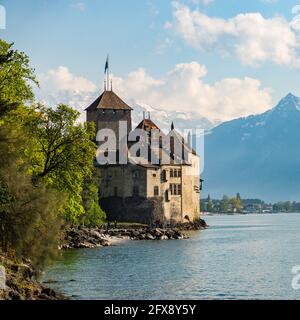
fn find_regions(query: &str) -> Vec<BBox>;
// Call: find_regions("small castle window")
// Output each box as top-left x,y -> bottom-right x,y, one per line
170,184 -> 174,195
178,169 -> 182,177
161,170 -> 167,182
154,186 -> 159,196
170,169 -> 174,177
178,184 -> 182,195
170,183 -> 181,195
133,170 -> 139,178
165,190 -> 169,202
174,169 -> 178,177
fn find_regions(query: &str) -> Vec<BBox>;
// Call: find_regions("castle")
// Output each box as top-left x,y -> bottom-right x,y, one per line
86,88 -> 202,226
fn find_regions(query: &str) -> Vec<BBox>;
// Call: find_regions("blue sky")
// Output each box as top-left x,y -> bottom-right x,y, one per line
1,0 -> 300,122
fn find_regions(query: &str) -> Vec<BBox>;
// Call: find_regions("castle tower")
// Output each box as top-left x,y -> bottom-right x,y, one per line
85,90 -> 133,144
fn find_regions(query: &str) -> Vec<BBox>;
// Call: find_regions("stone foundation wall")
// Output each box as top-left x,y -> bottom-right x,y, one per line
100,196 -> 164,225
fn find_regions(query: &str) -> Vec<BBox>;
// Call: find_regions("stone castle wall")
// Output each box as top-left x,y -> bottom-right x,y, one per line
88,101 -> 201,226
87,109 -> 132,143
100,196 -> 164,225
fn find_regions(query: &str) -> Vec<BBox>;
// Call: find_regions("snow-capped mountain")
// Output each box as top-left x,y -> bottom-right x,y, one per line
130,101 -> 216,132
203,93 -> 300,202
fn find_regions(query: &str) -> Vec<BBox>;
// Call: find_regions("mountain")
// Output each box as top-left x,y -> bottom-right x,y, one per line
203,93 -> 300,202
130,101 -> 216,132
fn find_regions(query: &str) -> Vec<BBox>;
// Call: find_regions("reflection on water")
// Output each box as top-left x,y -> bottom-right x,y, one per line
43,214 -> 300,300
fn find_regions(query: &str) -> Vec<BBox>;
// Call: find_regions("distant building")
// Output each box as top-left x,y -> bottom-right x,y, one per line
86,88 -> 202,225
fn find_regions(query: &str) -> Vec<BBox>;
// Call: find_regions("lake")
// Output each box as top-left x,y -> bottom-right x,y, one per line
43,213 -> 300,300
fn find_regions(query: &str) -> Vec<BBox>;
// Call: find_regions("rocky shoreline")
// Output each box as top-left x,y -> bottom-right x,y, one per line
0,252 -> 67,300
61,219 -> 208,249
1,219 -> 208,300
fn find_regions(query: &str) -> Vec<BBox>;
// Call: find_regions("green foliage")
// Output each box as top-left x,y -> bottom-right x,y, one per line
206,194 -> 213,212
273,201 -> 294,213
230,194 -> 243,212
81,170 -> 106,226
6,103 -> 101,224
220,195 -> 230,212
0,40 -> 37,115
0,38 -> 106,270
202,193 -> 242,213
0,124 -> 64,269
0,178 -> 14,205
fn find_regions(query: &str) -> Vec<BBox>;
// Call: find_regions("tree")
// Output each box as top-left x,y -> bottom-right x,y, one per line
284,201 -> 292,212
81,171 -> 106,226
0,39 -> 106,271
6,103 -> 105,224
231,193 -> 243,212
0,40 -> 37,116
206,194 -> 213,212
0,122 -> 64,269
220,195 -> 230,213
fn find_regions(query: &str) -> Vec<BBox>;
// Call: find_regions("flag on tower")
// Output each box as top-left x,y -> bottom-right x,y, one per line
104,55 -> 109,74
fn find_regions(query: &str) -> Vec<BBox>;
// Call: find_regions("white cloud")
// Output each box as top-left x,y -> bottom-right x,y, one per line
39,66 -> 96,93
111,62 -> 272,122
36,66 -> 97,122
169,1 -> 300,67
36,63 -> 272,123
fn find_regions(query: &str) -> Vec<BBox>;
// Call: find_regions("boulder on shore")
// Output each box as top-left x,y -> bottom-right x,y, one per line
0,253 -> 66,300
62,218 -> 208,249
62,225 -> 192,249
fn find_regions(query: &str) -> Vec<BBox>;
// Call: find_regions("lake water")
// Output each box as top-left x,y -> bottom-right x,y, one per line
43,214 -> 300,300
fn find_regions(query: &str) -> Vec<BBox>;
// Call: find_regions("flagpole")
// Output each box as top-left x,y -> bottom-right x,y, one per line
107,55 -> 109,91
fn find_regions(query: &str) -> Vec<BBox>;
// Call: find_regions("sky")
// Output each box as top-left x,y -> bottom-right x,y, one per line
1,0 -> 300,122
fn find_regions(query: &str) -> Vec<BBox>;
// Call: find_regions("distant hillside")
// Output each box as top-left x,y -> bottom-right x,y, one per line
203,93 -> 300,202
